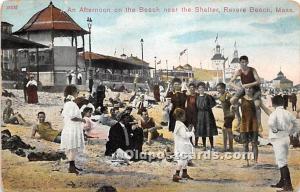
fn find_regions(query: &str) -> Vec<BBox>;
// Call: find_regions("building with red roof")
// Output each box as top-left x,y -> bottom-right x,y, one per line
13,1 -> 88,86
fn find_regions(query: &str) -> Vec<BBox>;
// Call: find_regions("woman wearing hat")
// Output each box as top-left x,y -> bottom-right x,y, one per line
26,74 -> 38,104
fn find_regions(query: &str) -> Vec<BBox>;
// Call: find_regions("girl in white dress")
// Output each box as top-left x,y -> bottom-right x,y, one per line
172,108 -> 194,182
60,85 -> 86,174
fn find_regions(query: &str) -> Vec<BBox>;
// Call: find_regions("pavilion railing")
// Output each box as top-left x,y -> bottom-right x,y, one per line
94,72 -> 136,83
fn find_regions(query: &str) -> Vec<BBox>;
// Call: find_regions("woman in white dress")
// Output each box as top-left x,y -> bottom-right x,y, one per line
60,85 -> 86,174
172,108 -> 194,182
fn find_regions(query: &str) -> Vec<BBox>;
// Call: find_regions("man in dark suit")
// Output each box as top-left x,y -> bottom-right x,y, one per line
105,113 -> 143,159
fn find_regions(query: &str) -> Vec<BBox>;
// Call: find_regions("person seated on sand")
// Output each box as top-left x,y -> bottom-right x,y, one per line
139,108 -> 162,145
105,112 -> 144,159
135,94 -> 150,115
31,111 -> 61,143
2,89 -> 15,98
98,106 -> 117,127
82,107 -> 110,140
2,99 -> 28,125
110,107 -> 119,121
109,93 -> 124,108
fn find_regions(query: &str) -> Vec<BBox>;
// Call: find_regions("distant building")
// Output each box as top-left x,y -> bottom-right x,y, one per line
1,21 -> 47,84
272,70 -> 293,89
1,22 -> 14,71
211,44 -> 226,70
211,42 -> 227,83
158,64 -> 194,82
79,52 -> 152,83
225,44 -> 240,81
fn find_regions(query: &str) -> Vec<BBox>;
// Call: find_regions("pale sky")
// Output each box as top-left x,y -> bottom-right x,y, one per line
1,0 -> 300,84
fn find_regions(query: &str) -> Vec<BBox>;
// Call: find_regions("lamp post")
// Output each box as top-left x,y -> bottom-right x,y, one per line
140,38 -> 144,81
154,56 -> 157,81
87,17 -> 92,82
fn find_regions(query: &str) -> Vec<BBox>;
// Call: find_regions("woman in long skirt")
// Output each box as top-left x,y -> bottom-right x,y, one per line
26,75 -> 38,104
195,82 -> 217,150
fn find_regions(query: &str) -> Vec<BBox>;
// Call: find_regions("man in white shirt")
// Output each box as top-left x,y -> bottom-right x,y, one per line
261,95 -> 300,191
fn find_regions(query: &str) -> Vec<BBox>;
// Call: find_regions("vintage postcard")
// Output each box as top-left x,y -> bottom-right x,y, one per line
1,0 -> 300,191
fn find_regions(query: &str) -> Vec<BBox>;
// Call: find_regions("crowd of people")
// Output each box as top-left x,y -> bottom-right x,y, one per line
2,55 -> 300,191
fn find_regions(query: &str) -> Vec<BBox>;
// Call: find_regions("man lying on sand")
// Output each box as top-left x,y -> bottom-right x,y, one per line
31,111 -> 61,143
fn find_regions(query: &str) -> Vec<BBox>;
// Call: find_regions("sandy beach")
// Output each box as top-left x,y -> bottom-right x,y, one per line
1,89 -> 300,192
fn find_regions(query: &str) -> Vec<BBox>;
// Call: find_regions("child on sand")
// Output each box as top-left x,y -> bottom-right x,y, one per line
82,107 -> 110,140
172,108 -> 194,182
261,96 -> 300,191
2,99 -> 28,125
60,85 -> 86,174
216,83 -> 235,152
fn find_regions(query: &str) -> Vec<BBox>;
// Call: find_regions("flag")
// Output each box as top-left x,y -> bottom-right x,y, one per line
157,60 -> 161,65
215,33 -> 218,43
180,49 -> 187,56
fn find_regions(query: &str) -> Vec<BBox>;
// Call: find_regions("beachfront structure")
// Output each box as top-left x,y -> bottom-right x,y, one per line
1,22 -> 15,72
225,45 -> 240,81
211,43 -> 226,83
1,21 -> 48,87
12,1 -> 88,86
272,70 -> 293,89
158,64 -> 194,82
79,52 -> 152,83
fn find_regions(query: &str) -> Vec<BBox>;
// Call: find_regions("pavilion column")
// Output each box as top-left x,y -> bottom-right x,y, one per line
121,69 -> 123,82
112,69 -> 115,81
1,50 -> 3,71
75,36 -> 78,85
51,30 -> 55,84
36,47 -> 39,85
71,36 -> 74,47
27,50 -> 30,71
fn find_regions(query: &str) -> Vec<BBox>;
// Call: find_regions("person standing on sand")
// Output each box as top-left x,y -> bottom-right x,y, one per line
185,82 -> 198,135
26,74 -> 38,104
195,82 -> 217,150
216,82 -> 235,152
229,55 -> 263,135
236,87 -> 259,166
261,96 -> 300,191
166,78 -> 187,132
22,73 -> 29,102
60,85 -> 86,174
172,108 -> 194,182
289,92 -> 297,111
